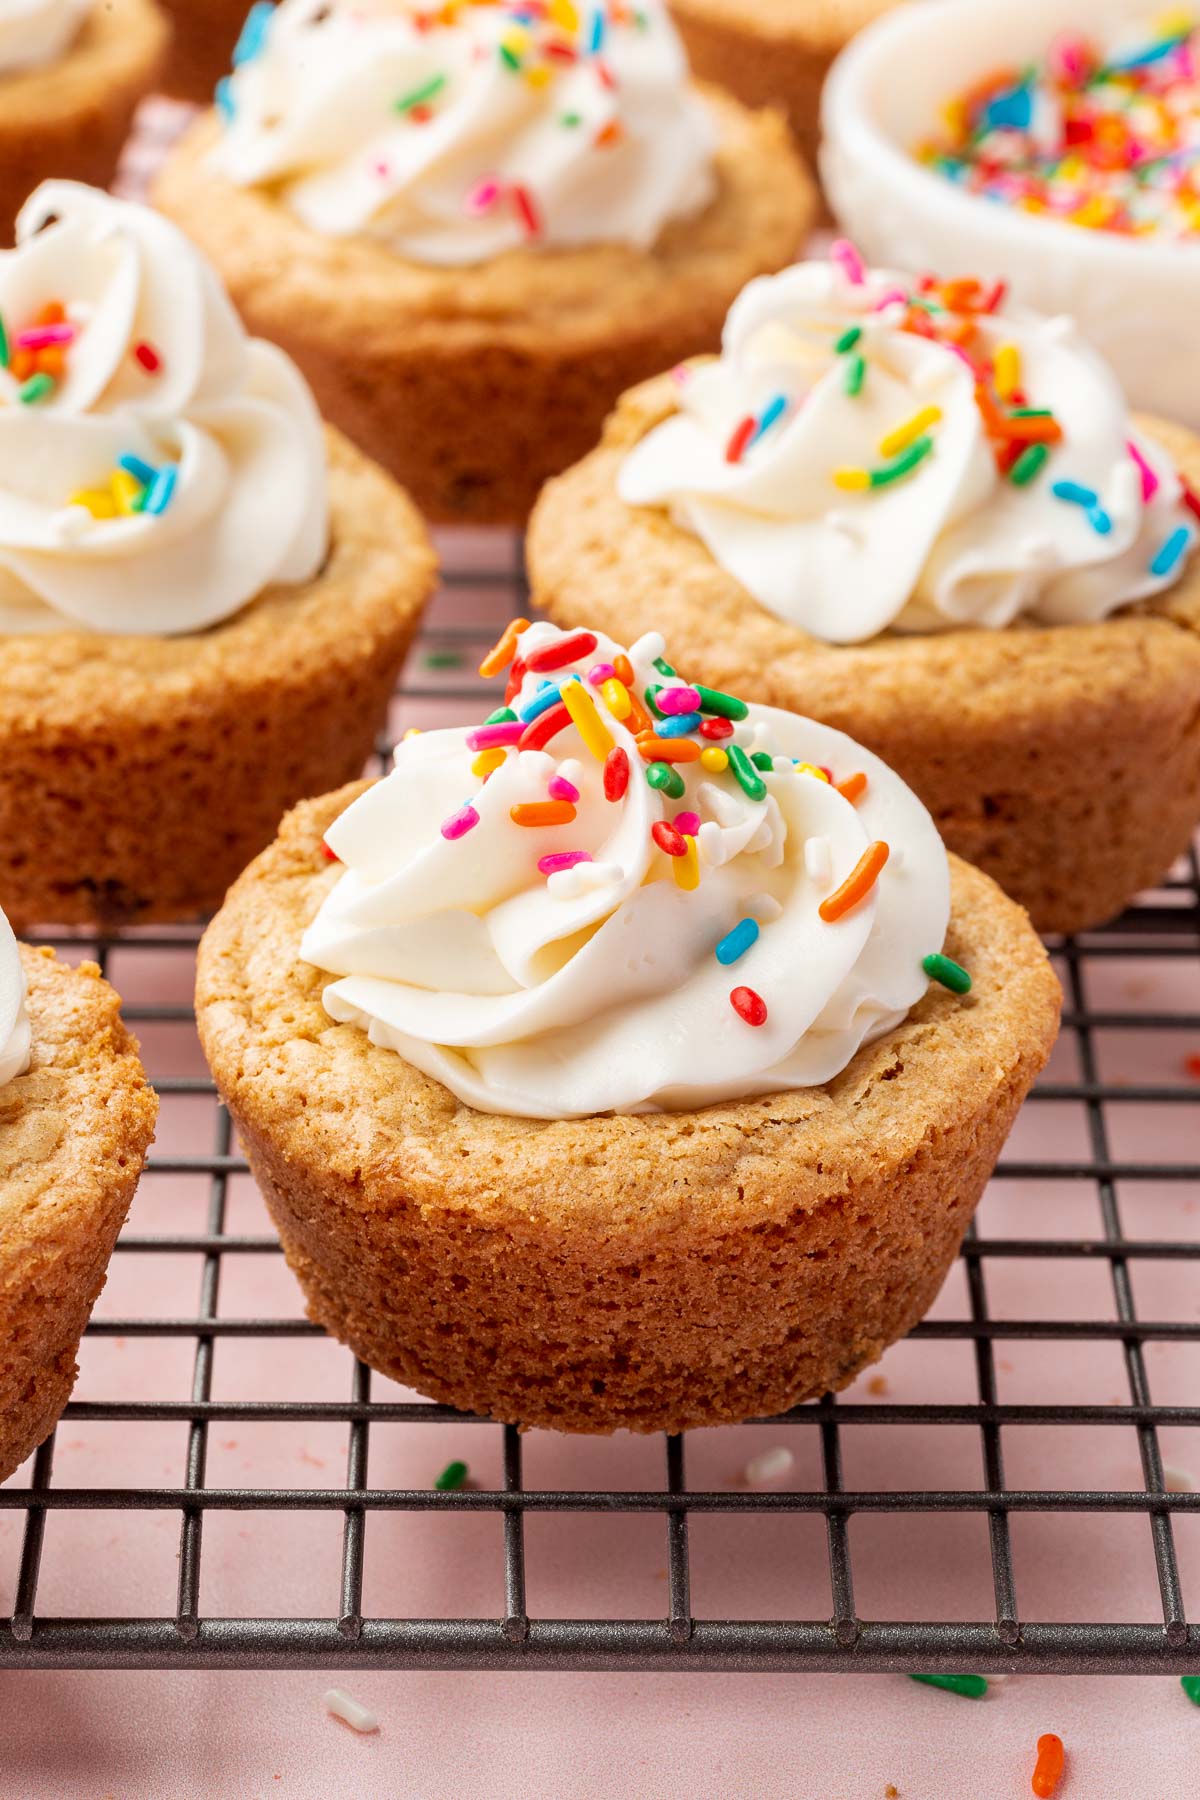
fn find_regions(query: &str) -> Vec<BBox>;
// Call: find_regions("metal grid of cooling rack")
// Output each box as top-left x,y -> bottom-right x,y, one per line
2,535 -> 1200,1676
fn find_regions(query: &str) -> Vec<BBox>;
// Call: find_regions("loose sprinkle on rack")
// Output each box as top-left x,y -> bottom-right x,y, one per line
908,1673 -> 988,1699
1031,1733 -> 1065,1798
434,1460 -> 469,1493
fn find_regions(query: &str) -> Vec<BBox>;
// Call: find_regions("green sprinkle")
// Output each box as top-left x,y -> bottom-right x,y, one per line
0,311 -> 8,370
909,1674 -> 988,1700
435,1460 -> 469,1493
499,44 -> 521,71
1182,1676 -> 1200,1706
425,649 -> 463,670
834,325 -> 862,354
923,953 -> 973,995
727,745 -> 767,803
560,112 -> 583,127
653,656 -> 677,678
694,684 -> 749,722
844,353 -> 866,397
644,684 -> 666,719
646,761 -> 686,800
485,705 -> 517,725
1010,443 -> 1049,487
870,435 -> 933,488
395,72 -> 447,112
1008,407 -> 1052,418
18,372 -> 54,405
751,752 -> 775,773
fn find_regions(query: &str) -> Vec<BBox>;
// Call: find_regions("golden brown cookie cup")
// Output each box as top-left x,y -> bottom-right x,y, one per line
1,947 -> 156,1482
669,0 -> 897,191
0,429 -> 436,932
529,383 -> 1200,936
157,0 -> 244,104
0,0 -> 169,245
196,783 -> 1060,1436
152,93 -> 815,525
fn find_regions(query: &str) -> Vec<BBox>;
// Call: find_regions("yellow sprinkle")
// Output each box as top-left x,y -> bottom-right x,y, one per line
672,836 -> 700,892
549,0 -> 578,27
525,64 -> 553,87
559,678 -> 613,762
402,727 -> 423,741
1156,9 -> 1194,37
993,344 -> 1021,401
472,747 -> 506,779
500,27 -> 529,57
878,405 -> 942,460
700,747 -> 729,773
797,762 -> 830,783
833,467 -> 871,492
69,488 -> 117,520
1072,197 -> 1113,230
110,468 -> 143,516
600,677 -> 632,721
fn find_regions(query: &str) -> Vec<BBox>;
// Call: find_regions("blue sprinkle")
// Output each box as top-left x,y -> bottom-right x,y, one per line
716,918 -> 761,967
1052,480 -> 1099,509
983,84 -> 1033,131
588,8 -> 605,53
1086,505 -> 1113,536
215,76 -> 235,121
145,465 -> 178,516
118,453 -> 157,487
516,681 -> 562,723
1106,34 -> 1188,74
656,711 -> 703,739
750,393 -> 788,446
233,1 -> 275,66
1150,525 -> 1193,579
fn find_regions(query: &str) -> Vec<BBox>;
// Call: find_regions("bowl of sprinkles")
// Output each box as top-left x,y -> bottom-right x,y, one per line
821,0 -> 1200,427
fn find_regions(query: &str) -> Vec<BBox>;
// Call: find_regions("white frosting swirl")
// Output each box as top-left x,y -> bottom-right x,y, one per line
0,907 -> 31,1090
302,622 -> 951,1119
0,0 -> 87,75
0,183 -> 328,637
619,258 -> 1196,644
213,0 -> 716,266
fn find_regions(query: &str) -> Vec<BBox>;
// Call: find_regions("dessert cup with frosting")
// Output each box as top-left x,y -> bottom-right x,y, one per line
0,901 -> 157,1481
0,182 -> 437,930
529,251 -> 1200,932
197,619 -> 1059,1434
0,0 -> 168,243
157,0 -> 255,104
153,0 -> 814,523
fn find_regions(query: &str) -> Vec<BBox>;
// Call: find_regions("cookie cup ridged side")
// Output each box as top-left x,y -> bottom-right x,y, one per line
0,428 -> 437,931
152,95 -> 814,525
197,783 -> 1061,1436
529,381 -> 1200,935
1,947 -> 156,1481
0,0 -> 169,244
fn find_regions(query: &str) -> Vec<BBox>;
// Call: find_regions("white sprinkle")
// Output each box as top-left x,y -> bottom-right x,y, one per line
66,299 -> 94,324
772,756 -> 795,774
556,757 -> 585,790
747,893 -> 783,924
698,782 -> 744,829
1165,1466 -> 1196,1493
1044,315 -> 1075,343
49,505 -> 95,541
628,630 -> 666,666
744,1446 -> 795,1488
324,1689 -> 379,1734
547,861 -> 621,899
698,821 -> 727,867
805,836 -> 832,887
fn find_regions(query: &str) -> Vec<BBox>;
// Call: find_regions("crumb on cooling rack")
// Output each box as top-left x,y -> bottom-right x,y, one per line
743,1446 -> 795,1488
324,1689 -> 380,1735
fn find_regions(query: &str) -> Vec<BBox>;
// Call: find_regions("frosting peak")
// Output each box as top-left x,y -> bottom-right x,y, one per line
212,0 -> 717,265
0,182 -> 328,637
618,254 -> 1197,644
301,621 -> 954,1119
0,0 -> 87,75
0,907 -> 30,1090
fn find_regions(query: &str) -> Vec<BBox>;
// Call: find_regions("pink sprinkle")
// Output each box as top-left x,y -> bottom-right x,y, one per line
1127,439 -> 1160,503
548,775 -> 580,803
1050,33 -> 1089,84
538,851 -> 592,875
671,364 -> 691,386
16,324 -> 75,349
442,805 -> 480,842
466,721 -> 524,751
673,812 -> 701,836
872,287 -> 907,312
945,340 -> 977,371
588,662 -> 617,687
831,238 -> 866,286
657,685 -> 701,716
465,177 -> 502,216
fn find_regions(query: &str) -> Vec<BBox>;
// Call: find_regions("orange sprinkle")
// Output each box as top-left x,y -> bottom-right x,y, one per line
995,415 -> 1063,446
819,841 -> 890,922
9,349 -> 34,381
836,772 -> 868,804
1031,1732 -> 1065,1798
636,735 -> 703,764
623,691 -> 654,736
35,346 -> 65,378
613,653 -> 635,687
36,301 -> 66,326
479,617 -> 530,679
510,801 -> 577,828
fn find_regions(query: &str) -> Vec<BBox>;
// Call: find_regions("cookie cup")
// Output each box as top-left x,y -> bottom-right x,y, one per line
158,0 -> 245,104
529,382 -> 1200,935
197,782 -> 1060,1436
1,947 -> 156,1482
0,0 -> 169,244
0,429 -> 436,931
152,95 -> 815,524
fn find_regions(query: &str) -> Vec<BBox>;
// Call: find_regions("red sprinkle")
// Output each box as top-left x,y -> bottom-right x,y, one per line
651,821 -> 688,858
134,341 -> 161,374
730,987 -> 768,1028
604,747 -> 630,802
1182,483 -> 1200,524
725,415 -> 757,464
1184,1053 -> 1200,1080
519,702 -> 572,751
699,717 -> 735,741
526,631 -> 598,673
321,840 -> 339,863
505,655 -> 527,704
512,183 -> 541,239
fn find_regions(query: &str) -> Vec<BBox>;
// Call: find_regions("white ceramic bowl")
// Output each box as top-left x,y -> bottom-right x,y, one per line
821,0 -> 1200,426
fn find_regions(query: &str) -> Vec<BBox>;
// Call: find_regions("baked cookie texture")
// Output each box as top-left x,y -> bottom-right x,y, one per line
152,95 -> 815,524
157,0 -> 244,104
0,0 -> 168,244
197,783 -> 1060,1437
1,947 -> 156,1483
669,0 -> 897,180
529,381 -> 1200,936
0,429 -> 436,932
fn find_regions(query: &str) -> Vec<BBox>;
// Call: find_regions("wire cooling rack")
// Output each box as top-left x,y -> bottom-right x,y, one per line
2,531 -> 1199,1676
